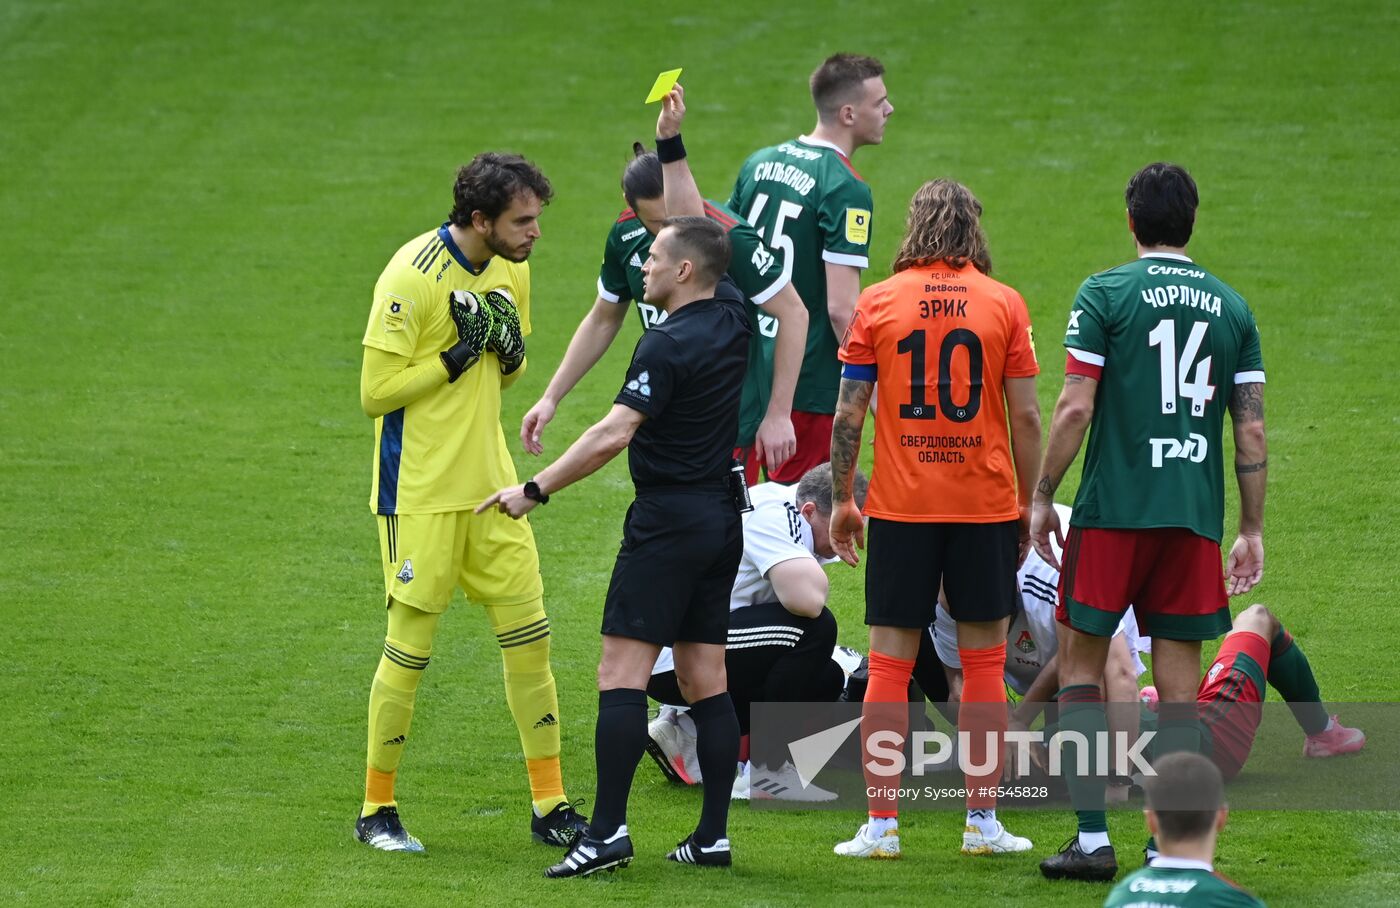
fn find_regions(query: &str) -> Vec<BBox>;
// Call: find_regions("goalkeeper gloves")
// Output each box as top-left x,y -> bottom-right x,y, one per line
440,289 -> 495,382
483,288 -> 526,375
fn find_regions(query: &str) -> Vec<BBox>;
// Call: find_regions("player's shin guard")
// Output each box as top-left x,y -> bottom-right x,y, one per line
365,635 -> 431,815
1268,627 -> 1329,735
1057,684 -> 1108,836
689,692 -> 739,847
492,600 -> 567,813
959,643 -> 1008,813
863,651 -> 916,818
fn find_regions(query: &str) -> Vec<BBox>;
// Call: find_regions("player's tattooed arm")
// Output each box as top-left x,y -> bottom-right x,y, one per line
1229,382 -> 1267,537
1229,381 -> 1265,423
830,378 -> 873,503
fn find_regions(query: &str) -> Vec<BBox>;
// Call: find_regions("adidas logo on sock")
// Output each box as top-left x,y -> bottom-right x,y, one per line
382,735 -> 406,746
533,713 -> 558,729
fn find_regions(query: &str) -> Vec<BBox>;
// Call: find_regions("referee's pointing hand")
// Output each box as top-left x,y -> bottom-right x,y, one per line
476,485 -> 536,519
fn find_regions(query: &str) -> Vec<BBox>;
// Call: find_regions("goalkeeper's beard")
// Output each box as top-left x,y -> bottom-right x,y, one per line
485,228 -> 534,263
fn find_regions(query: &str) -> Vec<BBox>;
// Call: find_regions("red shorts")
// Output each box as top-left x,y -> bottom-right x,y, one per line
1057,526 -> 1230,640
1197,630 -> 1269,779
765,410 -> 834,484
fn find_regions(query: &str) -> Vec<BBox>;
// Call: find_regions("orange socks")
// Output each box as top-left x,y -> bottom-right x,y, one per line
959,643 -> 1008,810
862,650 -> 916,818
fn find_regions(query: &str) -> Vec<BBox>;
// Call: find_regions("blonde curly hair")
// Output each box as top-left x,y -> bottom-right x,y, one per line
891,179 -> 991,275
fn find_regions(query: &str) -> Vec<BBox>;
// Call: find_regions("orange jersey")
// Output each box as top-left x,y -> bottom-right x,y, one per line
839,262 -> 1039,522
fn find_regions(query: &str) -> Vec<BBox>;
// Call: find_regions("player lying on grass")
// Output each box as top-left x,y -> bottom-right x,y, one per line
1140,601 -> 1364,780
643,465 -> 868,802
1050,602 -> 1365,879
1103,752 -> 1265,908
521,83 -> 808,483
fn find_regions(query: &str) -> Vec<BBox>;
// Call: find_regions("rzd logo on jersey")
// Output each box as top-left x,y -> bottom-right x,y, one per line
751,245 -> 775,276
1149,434 -> 1208,468
1015,631 -> 1036,654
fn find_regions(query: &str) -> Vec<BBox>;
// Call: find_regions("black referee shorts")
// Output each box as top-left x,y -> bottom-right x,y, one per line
601,490 -> 742,647
865,517 -> 1020,628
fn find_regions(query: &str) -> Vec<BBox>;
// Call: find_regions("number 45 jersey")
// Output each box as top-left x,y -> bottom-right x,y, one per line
1064,253 -> 1265,543
730,137 -> 874,416
839,261 -> 1039,523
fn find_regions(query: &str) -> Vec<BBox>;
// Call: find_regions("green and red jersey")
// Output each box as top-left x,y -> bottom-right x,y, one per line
1063,253 -> 1265,543
729,136 -> 874,414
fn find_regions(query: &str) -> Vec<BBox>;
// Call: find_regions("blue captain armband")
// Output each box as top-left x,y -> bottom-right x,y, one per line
842,363 -> 877,382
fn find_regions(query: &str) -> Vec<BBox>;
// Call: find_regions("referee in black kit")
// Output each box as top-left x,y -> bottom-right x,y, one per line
479,215 -> 752,877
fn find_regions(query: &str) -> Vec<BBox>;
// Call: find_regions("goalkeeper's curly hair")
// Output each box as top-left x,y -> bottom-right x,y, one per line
449,153 -> 554,226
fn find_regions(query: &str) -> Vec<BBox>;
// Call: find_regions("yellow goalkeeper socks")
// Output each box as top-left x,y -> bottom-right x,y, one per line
489,599 -> 567,813
362,601 -> 437,817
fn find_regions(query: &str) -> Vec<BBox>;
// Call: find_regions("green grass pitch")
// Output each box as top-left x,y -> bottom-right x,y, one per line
4,0 -> 1399,903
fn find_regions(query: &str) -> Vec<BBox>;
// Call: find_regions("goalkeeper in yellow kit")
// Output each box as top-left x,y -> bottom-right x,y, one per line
354,153 -> 587,853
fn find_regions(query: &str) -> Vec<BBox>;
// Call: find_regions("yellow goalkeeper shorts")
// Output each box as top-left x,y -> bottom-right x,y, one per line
376,510 -> 544,612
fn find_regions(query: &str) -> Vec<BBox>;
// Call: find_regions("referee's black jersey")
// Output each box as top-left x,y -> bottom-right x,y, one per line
614,286 -> 751,490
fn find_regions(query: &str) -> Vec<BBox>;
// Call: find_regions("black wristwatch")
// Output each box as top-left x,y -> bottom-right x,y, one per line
523,479 -> 550,505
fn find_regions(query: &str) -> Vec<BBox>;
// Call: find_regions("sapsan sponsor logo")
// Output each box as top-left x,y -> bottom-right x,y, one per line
396,559 -> 414,584
625,370 -> 652,399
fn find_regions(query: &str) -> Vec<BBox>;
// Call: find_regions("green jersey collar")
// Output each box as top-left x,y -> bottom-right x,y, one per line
797,134 -> 849,158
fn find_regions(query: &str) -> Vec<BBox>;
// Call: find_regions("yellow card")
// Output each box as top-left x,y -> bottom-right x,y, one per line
645,68 -> 683,103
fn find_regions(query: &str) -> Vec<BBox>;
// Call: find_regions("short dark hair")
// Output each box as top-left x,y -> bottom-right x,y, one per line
796,464 -> 868,516
449,152 -> 553,227
811,53 -> 885,122
622,143 -> 664,210
659,216 -> 730,285
1125,162 -> 1198,248
1144,752 -> 1225,842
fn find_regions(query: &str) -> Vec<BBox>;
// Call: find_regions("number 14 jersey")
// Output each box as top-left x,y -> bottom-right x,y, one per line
1064,253 -> 1265,543
839,262 -> 1039,523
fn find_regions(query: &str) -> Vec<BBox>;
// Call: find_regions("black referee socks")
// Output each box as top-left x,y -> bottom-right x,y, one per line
589,688 -> 649,840
689,692 -> 740,848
